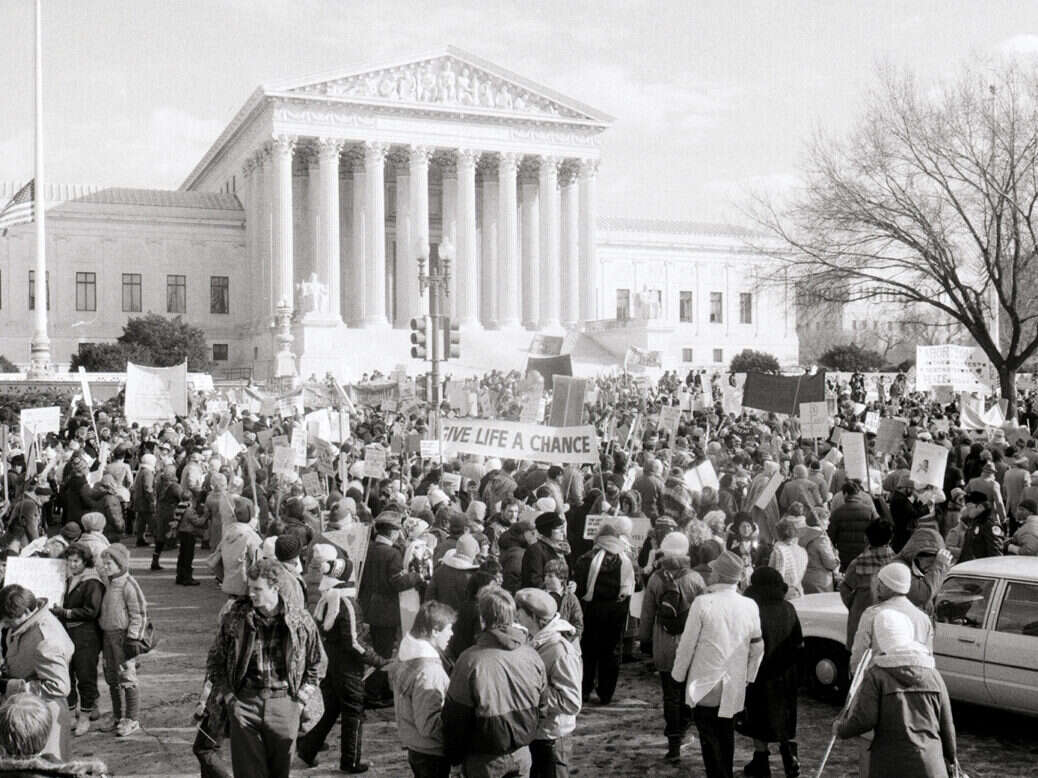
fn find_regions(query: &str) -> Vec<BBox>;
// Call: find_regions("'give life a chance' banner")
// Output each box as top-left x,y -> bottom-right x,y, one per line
440,419 -> 599,465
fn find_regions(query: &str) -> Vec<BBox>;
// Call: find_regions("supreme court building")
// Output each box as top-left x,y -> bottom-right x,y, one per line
0,48 -> 798,379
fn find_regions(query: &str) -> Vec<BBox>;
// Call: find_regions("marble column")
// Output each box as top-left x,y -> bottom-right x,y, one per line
338,166 -> 352,324
349,152 -> 367,327
456,149 -> 480,327
271,135 -> 296,312
480,167 -> 499,328
317,138 -> 343,321
578,158 -> 599,322
560,164 -> 579,327
256,147 -> 273,320
394,162 -> 412,328
441,164 -> 458,317
538,155 -> 561,330
362,141 -> 389,327
497,153 -> 520,328
520,162 -> 540,329
409,146 -> 431,316
242,156 -> 258,327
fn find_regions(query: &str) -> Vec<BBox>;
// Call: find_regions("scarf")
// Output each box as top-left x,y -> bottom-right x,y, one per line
852,545 -> 897,577
313,586 -> 357,631
582,535 -> 635,602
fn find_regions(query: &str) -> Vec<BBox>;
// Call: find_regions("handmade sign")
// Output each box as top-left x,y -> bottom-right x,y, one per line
290,425 -> 308,467
874,418 -> 907,454
363,444 -> 387,479
440,419 -> 599,465
799,402 -> 830,439
659,405 -> 681,441
419,439 -> 442,458
841,431 -> 868,483
3,557 -> 66,606
124,361 -> 188,425
272,446 -> 296,476
753,471 -> 783,510
910,441 -> 949,489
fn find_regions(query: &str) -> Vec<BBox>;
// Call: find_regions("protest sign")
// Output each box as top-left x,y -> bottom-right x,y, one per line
363,444 -> 387,479
529,334 -> 565,356
582,514 -> 652,548
78,366 -> 93,408
305,408 -> 333,442
823,447 -> 843,465
549,376 -> 587,427
624,346 -> 662,371
829,426 -> 844,446
213,430 -> 243,460
419,439 -> 441,459
910,441 -> 949,489
875,417 -> 907,453
124,361 -> 188,425
441,419 -> 599,465
841,431 -> 868,483
301,471 -> 327,499
272,446 -> 296,476
20,407 -> 61,453
441,472 -> 462,492
659,404 -> 681,441
916,345 -> 994,392
754,471 -> 783,510
799,402 -> 830,439
337,523 -> 370,587
4,557 -> 66,606
290,425 -> 308,467
864,411 -> 880,434
684,460 -> 720,493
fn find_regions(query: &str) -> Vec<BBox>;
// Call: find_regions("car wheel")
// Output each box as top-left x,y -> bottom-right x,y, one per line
804,639 -> 849,702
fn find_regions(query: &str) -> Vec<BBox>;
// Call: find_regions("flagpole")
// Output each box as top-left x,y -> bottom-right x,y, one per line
29,0 -> 51,376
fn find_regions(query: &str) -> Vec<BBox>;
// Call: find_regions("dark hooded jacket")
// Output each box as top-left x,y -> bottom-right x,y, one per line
897,528 -> 952,617
442,625 -> 547,764
498,524 -> 531,594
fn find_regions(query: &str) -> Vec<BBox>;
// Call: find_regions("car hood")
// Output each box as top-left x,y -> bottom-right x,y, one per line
792,591 -> 847,617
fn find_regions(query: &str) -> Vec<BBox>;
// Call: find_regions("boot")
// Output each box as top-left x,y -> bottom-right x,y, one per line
744,750 -> 772,777
340,716 -> 369,773
151,554 -> 162,571
665,736 -> 682,763
779,741 -> 800,778
102,688 -> 123,732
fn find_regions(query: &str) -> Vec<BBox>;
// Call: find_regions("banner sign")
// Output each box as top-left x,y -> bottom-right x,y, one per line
20,407 -> 61,453
124,361 -> 188,425
799,401 -> 830,439
440,419 -> 599,465
743,372 -> 826,416
348,380 -> 400,408
916,345 -> 994,392
624,346 -> 662,371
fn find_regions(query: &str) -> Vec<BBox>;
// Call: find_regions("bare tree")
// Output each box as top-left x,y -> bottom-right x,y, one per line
754,62 -> 1038,414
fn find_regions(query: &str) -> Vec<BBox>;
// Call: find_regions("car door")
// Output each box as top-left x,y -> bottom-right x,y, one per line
933,574 -> 997,705
984,579 -> 1038,715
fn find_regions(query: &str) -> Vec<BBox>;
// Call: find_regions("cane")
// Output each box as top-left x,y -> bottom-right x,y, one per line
815,647 -> 872,778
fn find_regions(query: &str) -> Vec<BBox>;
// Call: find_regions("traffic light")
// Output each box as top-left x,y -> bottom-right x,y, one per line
409,316 -> 431,360
443,318 -> 461,360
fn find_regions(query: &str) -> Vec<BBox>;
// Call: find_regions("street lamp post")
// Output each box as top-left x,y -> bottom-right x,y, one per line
417,237 -> 453,407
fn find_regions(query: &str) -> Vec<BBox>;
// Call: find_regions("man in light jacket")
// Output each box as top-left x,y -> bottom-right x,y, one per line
671,550 -> 763,778
391,601 -> 457,778
516,588 -> 582,778
219,501 -> 262,598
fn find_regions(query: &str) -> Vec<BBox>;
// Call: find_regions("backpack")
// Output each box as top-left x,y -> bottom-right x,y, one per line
656,569 -> 690,636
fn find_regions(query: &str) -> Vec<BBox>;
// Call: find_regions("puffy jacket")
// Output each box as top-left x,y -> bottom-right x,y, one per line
3,601 -> 74,699
99,572 -> 147,638
1010,515 -> 1038,555
530,619 -> 582,740
391,633 -> 452,756
638,555 -> 706,672
442,625 -> 547,764
219,522 -> 262,597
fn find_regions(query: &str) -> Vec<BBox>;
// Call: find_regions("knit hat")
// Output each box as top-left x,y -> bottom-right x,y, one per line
515,588 -> 558,621
260,536 -> 278,560
660,531 -> 690,557
535,512 -> 564,535
874,608 -> 917,654
455,534 -> 480,561
275,535 -> 302,562
60,522 -> 83,543
103,543 -> 131,574
81,512 -> 106,532
654,516 -> 678,532
877,562 -> 912,595
662,476 -> 693,518
708,550 -> 744,584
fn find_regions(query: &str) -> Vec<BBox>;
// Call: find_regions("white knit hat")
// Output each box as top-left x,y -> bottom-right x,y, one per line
660,531 -> 690,557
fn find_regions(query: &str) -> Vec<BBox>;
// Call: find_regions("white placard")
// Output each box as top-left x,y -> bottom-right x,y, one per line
273,446 -> 296,475
420,439 -> 442,458
20,407 -> 61,452
291,425 -> 308,467
864,411 -> 880,434
910,441 -> 949,489
841,431 -> 868,483
124,361 -> 188,425
4,557 -> 66,607
753,471 -> 783,510
659,405 -> 681,440
441,472 -> 462,492
799,401 -> 830,439
363,444 -> 387,479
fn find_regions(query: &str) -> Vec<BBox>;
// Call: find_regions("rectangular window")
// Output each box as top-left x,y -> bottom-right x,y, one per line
682,348 -> 693,363
740,292 -> 752,324
679,291 -> 693,322
122,273 -> 142,313
212,343 -> 229,361
28,270 -> 49,311
166,274 -> 186,314
210,276 -> 229,315
616,288 -> 631,321
713,348 -> 724,363
75,272 -> 97,312
709,292 -> 723,323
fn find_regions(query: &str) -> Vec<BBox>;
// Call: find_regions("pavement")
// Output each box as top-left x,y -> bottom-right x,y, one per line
71,546 -> 1038,776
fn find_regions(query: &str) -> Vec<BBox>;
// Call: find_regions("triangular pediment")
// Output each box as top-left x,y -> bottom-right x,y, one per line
268,47 -> 612,125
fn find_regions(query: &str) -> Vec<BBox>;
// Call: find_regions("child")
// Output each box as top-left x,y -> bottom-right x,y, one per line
542,558 -> 583,641
99,543 -> 148,737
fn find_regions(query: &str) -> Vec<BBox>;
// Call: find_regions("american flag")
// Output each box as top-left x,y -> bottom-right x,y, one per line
0,180 -> 34,236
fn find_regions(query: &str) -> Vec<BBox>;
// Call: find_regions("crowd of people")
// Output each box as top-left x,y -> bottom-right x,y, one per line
0,366 -> 1032,777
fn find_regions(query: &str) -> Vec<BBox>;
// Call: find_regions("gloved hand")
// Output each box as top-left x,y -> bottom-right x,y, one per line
123,639 -> 146,659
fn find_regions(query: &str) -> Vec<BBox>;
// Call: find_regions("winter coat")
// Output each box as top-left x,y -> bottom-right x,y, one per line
799,526 -> 840,594
55,569 -> 104,632
498,524 -> 531,593
219,522 -> 262,597
897,529 -> 952,616
551,590 -> 584,641
62,474 -> 103,527
2,601 -> 74,700
837,649 -> 956,778
442,625 -> 547,763
313,585 -> 383,678
426,555 -> 478,614
850,596 -> 933,674
829,496 -> 875,570
391,633 -> 452,756
99,572 -> 147,639
521,537 -> 566,590
1009,515 -> 1038,555
359,536 -> 422,628
839,545 -> 896,648
96,477 -> 125,538
638,555 -> 706,672
530,618 -> 582,740
130,467 -> 156,517
156,477 -> 183,541
7,494 -> 42,543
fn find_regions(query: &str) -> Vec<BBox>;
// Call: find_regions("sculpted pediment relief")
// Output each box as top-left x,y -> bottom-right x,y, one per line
284,55 -> 595,122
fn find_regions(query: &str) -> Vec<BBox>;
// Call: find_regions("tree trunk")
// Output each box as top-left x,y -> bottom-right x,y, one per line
999,368 -> 1017,420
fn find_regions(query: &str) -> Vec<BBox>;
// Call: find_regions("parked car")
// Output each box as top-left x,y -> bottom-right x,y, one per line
792,556 -> 1038,715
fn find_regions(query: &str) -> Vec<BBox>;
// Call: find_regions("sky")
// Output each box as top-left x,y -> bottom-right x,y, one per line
3,0 -> 1038,223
